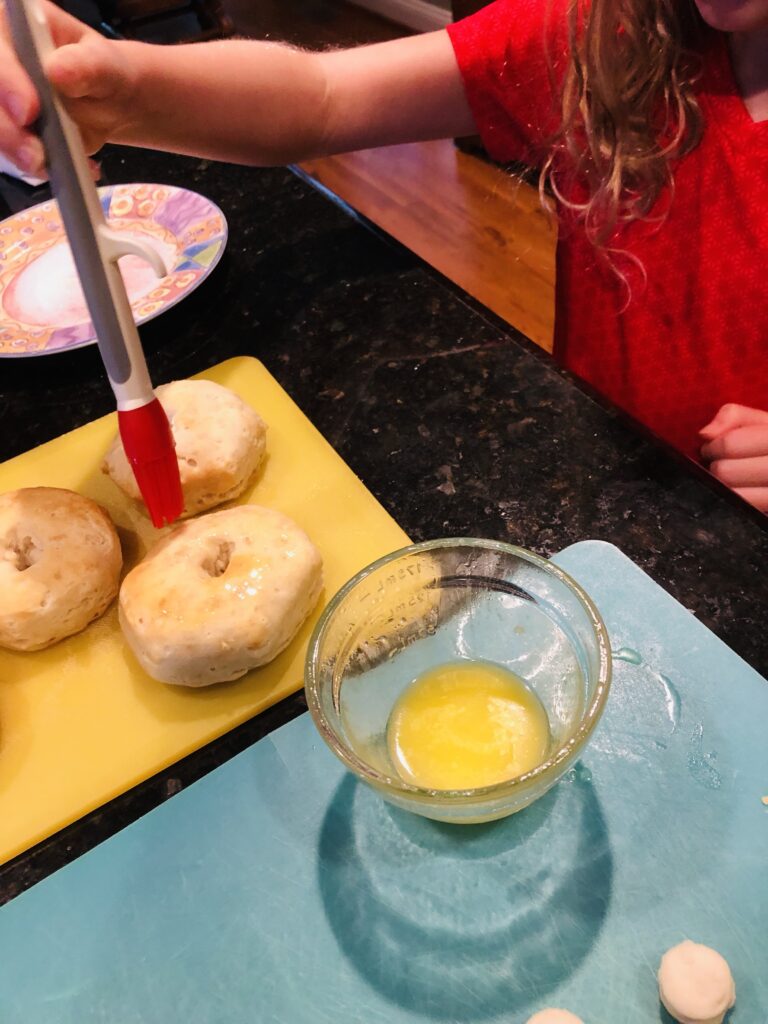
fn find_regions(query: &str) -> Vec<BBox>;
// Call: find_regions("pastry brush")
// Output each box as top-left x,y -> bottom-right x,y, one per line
8,0 -> 183,527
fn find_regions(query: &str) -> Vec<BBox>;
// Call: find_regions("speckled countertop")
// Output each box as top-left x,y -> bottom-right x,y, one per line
0,147 -> 766,901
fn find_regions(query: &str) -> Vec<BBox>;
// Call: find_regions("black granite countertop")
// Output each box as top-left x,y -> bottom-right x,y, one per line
1,146 -> 766,902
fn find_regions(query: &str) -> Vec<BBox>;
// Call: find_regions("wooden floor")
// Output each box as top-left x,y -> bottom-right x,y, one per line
224,0 -> 557,350
302,143 -> 556,351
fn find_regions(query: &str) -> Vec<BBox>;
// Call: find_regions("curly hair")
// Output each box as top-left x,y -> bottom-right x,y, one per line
541,0 -> 706,252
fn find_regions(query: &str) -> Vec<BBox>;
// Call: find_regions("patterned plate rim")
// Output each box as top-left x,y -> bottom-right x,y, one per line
0,182 -> 228,358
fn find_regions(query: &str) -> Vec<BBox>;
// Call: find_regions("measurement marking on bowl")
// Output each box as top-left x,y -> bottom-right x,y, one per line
438,575 -> 535,602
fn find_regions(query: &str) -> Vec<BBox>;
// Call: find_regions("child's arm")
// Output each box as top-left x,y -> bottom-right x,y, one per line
119,32 -> 478,163
0,2 -> 477,174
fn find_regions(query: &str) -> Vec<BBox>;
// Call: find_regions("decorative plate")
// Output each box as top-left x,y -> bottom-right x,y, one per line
0,182 -> 227,357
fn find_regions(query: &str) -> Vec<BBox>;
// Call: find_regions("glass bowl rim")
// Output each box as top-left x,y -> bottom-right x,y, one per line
304,537 -> 612,804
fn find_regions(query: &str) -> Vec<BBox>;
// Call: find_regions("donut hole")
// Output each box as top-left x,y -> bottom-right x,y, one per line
4,532 -> 40,572
202,540 -> 235,578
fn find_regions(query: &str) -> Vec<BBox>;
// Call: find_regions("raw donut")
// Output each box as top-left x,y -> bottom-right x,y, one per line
526,1010 -> 584,1024
103,379 -> 267,517
0,487 -> 122,651
658,940 -> 736,1024
119,504 -> 323,686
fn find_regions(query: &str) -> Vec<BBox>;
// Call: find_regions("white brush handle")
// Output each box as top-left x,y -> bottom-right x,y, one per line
8,0 -> 168,409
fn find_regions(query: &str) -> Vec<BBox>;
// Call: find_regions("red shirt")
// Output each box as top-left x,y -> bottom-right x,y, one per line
448,0 -> 768,459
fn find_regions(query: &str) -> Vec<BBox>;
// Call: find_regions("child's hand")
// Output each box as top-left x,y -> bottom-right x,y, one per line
0,1 -> 136,175
700,404 -> 768,513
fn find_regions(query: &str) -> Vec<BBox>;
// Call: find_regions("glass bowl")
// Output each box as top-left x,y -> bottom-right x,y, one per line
305,538 -> 611,824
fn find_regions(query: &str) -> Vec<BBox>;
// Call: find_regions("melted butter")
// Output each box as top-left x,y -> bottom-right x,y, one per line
387,661 -> 550,791
217,553 -> 266,601
152,550 -> 271,621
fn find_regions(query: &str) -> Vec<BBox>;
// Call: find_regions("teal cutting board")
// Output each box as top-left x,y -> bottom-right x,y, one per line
1,541 -> 766,1023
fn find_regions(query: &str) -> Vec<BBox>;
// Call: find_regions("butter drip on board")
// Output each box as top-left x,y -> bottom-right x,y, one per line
387,660 -> 551,790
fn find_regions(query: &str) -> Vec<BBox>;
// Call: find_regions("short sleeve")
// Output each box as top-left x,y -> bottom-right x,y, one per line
447,0 -> 569,165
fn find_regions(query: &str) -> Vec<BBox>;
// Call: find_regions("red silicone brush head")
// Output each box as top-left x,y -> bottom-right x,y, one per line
118,399 -> 183,528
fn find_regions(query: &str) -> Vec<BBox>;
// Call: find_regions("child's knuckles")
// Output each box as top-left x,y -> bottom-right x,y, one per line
718,403 -> 746,428
0,113 -> 27,156
717,432 -> 739,459
47,45 -> 96,97
0,69 -> 36,122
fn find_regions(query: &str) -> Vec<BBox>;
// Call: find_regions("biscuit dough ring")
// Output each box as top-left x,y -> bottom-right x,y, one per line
119,504 -> 323,686
103,379 -> 267,518
0,487 -> 122,651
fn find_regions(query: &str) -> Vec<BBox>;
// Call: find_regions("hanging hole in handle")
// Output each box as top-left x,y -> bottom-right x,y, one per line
97,225 -> 170,278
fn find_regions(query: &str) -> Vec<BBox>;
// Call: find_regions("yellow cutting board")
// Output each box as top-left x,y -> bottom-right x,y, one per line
0,357 -> 410,864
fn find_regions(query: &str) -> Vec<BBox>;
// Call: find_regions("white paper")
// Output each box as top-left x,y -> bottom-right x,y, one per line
0,153 -> 45,187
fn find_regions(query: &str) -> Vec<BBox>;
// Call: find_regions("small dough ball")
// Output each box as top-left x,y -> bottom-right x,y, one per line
658,940 -> 736,1024
103,379 -> 267,517
526,1011 -> 584,1024
119,504 -> 323,686
0,487 -> 122,651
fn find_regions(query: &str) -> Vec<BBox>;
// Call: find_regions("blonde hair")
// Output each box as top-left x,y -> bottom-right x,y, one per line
541,0 -> 705,252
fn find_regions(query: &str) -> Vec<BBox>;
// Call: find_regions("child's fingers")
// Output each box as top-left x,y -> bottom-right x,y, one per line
0,0 -> 98,131
699,403 -> 768,441
0,79 -> 39,129
700,424 -> 768,462
0,0 -> 102,174
40,0 -> 93,49
708,454 -> 768,489
732,487 -> 768,513
0,110 -> 44,174
0,43 -> 41,128
13,133 -> 46,175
